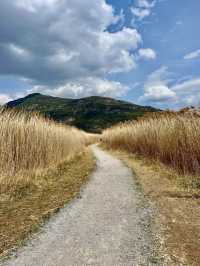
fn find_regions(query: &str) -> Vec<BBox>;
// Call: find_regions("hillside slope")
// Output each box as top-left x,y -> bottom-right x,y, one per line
6,93 -> 158,132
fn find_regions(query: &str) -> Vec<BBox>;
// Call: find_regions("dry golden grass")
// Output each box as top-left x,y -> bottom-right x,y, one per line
103,112 -> 200,176
0,149 -> 95,258
0,110 -> 91,194
0,110 -> 96,258
0,109 -> 87,175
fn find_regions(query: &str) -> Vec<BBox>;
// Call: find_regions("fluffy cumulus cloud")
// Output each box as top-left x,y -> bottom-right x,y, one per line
139,66 -> 177,103
28,77 -> 129,98
138,48 -> 156,60
0,0 -> 144,98
142,85 -> 176,102
139,66 -> 200,108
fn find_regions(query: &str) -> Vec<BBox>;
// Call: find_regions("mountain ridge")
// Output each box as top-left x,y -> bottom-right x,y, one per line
6,93 -> 159,133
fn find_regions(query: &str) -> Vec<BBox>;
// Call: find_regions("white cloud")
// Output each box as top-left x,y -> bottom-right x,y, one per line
145,66 -> 170,87
15,0 -> 58,12
0,94 -> 13,104
99,27 -> 141,73
172,78 -> 200,93
131,0 -> 156,21
28,77 -> 129,99
0,0 -> 141,97
138,48 -> 156,60
131,8 -> 150,20
137,0 -> 156,8
8,44 -> 32,61
48,50 -> 79,66
184,49 -> 200,60
171,78 -> 200,107
141,85 -> 176,102
140,66 -> 200,108
139,66 -> 177,103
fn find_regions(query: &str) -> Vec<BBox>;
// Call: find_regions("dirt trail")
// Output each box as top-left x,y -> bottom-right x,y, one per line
1,145 -> 156,266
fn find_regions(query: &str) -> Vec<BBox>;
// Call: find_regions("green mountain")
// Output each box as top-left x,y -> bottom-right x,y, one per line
6,93 -> 159,133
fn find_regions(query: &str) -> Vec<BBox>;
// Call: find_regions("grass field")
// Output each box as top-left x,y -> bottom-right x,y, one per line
0,110 -> 87,175
103,112 -> 200,176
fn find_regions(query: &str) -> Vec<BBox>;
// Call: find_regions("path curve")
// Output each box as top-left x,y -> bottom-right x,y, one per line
2,145 -> 155,266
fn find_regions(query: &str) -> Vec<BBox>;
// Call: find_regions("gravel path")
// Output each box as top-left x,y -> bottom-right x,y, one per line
2,145 -> 155,266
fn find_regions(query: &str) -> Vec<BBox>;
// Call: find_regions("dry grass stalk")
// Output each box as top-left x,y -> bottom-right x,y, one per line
0,110 -> 90,194
103,113 -> 200,175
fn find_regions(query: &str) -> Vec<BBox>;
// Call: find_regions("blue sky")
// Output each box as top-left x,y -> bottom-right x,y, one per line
0,0 -> 200,109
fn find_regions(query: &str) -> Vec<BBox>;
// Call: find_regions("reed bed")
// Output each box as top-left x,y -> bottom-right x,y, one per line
0,110 -> 88,180
103,113 -> 200,175
0,110 -> 96,256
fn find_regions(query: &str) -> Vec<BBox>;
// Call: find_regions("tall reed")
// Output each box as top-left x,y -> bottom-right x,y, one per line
0,109 -> 87,177
103,113 -> 200,175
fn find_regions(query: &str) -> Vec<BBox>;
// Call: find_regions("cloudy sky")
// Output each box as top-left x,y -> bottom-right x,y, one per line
0,0 -> 199,109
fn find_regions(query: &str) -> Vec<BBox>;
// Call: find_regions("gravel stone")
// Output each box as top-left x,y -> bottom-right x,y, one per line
2,145 -> 157,266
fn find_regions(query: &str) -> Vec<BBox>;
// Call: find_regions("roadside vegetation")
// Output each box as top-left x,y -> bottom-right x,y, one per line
102,111 -> 200,265
0,110 -> 95,258
0,109 -> 88,178
103,111 -> 200,176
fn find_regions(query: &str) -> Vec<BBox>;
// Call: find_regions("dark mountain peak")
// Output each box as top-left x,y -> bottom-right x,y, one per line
25,93 -> 42,98
6,93 -> 159,133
